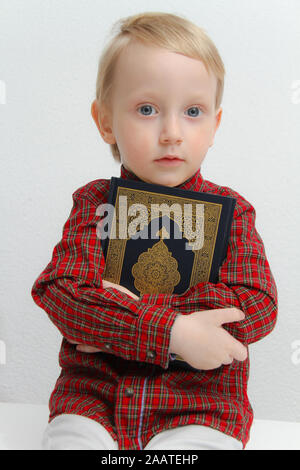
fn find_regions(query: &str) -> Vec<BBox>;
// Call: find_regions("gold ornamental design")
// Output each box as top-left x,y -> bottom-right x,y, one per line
102,186 -> 223,295
131,227 -> 181,294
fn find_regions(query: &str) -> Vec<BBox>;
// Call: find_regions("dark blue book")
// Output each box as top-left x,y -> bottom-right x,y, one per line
100,177 -> 236,370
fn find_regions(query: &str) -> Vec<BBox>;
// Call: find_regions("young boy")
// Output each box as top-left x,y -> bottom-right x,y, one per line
31,12 -> 278,450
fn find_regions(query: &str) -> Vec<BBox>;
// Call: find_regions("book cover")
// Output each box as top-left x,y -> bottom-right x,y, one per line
98,176 -> 236,370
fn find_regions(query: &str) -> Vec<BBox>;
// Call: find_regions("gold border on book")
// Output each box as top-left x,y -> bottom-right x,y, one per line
102,187 -> 222,295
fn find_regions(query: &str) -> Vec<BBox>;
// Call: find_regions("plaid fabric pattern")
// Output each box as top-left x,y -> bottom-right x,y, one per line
31,164 -> 278,450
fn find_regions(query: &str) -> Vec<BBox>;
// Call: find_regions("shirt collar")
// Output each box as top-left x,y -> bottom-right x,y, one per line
120,164 -> 205,192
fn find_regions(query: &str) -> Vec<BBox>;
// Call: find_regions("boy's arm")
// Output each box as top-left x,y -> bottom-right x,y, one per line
31,190 -> 179,370
140,197 -> 278,346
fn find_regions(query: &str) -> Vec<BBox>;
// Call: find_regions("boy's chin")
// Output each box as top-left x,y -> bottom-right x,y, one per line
146,177 -> 183,188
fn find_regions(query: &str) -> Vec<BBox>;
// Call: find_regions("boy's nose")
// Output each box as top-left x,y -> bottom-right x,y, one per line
159,116 -> 183,144
160,134 -> 183,144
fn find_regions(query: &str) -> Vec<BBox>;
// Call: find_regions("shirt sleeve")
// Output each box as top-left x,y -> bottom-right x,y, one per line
31,189 -> 179,370
140,196 -> 278,346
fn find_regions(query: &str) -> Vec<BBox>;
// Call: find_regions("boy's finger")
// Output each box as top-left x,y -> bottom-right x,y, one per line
103,280 -> 139,300
214,307 -> 245,326
231,341 -> 248,362
76,345 -> 102,353
223,330 -> 248,361
102,280 -> 118,289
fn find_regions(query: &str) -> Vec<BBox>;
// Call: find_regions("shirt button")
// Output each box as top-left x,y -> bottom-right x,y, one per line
147,350 -> 156,360
104,343 -> 112,351
124,387 -> 134,397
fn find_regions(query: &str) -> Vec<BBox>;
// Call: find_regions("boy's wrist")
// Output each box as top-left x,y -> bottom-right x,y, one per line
169,314 -> 185,355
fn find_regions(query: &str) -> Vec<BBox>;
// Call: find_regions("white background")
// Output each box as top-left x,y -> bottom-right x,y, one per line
0,0 -> 299,422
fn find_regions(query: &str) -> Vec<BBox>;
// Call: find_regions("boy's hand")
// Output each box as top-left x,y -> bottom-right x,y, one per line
66,339 -> 102,353
66,279 -> 139,353
169,307 -> 248,370
102,279 -> 140,301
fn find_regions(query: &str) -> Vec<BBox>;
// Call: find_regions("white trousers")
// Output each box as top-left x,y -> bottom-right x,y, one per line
42,413 -> 243,450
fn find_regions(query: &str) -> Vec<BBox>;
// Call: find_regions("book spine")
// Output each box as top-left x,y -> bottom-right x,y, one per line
221,199 -> 236,265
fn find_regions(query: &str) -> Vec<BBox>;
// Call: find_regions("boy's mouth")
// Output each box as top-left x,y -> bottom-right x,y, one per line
155,155 -> 184,166
155,155 -> 184,161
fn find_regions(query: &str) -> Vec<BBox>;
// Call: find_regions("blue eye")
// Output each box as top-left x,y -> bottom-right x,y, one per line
185,106 -> 202,117
138,104 -> 156,116
137,104 -> 203,117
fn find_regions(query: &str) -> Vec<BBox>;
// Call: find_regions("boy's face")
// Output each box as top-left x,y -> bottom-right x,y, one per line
92,40 -> 222,187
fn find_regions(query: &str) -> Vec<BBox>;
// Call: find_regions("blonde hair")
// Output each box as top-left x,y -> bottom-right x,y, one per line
95,11 -> 225,162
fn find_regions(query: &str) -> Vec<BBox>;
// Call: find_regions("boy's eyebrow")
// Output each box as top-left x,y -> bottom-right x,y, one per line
127,89 -> 209,102
126,89 -> 162,98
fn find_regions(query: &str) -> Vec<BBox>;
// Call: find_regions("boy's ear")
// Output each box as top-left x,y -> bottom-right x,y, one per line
91,99 -> 116,145
209,107 -> 223,148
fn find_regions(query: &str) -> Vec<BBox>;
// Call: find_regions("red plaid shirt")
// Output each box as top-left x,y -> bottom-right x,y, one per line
31,164 -> 278,450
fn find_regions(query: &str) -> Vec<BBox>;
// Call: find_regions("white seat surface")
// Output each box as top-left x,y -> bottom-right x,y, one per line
0,402 -> 299,450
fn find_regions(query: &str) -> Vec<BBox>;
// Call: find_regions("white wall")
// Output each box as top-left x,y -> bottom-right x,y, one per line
1,0 -> 299,422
